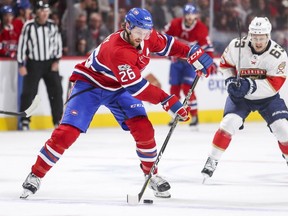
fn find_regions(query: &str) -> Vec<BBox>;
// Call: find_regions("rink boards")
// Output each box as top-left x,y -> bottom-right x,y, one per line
0,57 -> 266,130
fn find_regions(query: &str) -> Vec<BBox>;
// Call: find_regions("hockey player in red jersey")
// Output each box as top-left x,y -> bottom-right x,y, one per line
12,0 -> 32,41
0,5 -> 18,58
164,3 -> 217,127
201,17 -> 288,182
20,8 -> 213,199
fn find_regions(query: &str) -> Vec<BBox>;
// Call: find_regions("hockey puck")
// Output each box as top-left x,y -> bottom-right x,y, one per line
143,199 -> 153,204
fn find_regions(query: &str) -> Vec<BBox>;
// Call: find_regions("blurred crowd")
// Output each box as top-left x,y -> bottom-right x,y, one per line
0,0 -> 288,57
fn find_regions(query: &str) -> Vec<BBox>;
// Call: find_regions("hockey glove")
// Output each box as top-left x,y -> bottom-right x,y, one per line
187,44 -> 213,77
226,77 -> 257,98
161,95 -> 190,121
207,62 -> 218,75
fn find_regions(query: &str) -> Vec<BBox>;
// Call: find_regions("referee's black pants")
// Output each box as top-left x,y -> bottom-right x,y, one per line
20,59 -> 63,126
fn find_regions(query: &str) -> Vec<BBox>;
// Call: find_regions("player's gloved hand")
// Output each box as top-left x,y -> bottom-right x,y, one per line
207,62 -> 218,75
225,77 -> 257,98
161,95 -> 190,121
187,44 -> 213,77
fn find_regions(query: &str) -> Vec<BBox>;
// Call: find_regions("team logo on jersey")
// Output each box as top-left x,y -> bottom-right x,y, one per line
277,61 -> 286,74
71,110 -> 78,116
240,68 -> 267,79
250,55 -> 258,65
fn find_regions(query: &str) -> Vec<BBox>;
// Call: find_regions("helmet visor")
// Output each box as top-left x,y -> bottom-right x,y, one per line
130,27 -> 151,40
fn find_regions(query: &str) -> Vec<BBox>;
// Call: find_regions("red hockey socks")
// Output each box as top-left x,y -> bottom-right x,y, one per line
125,116 -> 157,175
32,124 -> 80,178
182,83 -> 197,116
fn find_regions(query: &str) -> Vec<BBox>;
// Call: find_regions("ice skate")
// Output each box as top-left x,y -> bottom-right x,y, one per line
20,172 -> 41,199
148,175 -> 171,198
189,115 -> 198,127
201,157 -> 218,184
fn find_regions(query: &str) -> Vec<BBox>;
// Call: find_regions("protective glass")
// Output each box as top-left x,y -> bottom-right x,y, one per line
130,27 -> 151,40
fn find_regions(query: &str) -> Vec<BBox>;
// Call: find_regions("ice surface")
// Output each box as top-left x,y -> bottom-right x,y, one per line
1,122 -> 288,216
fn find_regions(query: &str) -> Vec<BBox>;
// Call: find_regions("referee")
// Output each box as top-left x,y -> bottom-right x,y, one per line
17,1 -> 63,130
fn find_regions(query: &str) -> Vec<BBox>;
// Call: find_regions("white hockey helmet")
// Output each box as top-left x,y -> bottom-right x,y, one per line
248,17 -> 272,37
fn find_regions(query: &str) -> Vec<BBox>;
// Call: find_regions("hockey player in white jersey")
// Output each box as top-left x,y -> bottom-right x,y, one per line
201,17 -> 288,181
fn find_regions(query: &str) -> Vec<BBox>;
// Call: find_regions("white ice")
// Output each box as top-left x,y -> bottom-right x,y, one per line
1,122 -> 288,216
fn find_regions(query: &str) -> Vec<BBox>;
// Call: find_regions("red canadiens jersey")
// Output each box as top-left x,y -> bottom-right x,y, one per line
164,17 -> 214,56
0,24 -> 18,58
12,18 -> 25,41
70,29 -> 190,104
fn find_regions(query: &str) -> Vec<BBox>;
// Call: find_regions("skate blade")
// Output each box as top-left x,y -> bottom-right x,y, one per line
202,174 -> 210,184
20,189 -> 33,199
153,190 -> 171,198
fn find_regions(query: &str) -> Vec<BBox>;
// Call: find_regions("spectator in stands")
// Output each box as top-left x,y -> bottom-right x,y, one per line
86,12 -> 110,53
276,4 -> 288,30
61,0 -> 93,55
75,38 -> 88,56
62,12 -> 89,55
12,0 -> 32,40
97,0 -> 111,23
224,1 -> 242,32
151,0 -> 174,31
0,5 -> 18,58
251,0 -> 276,25
0,0 -> 14,8
117,0 -> 141,10
168,0 -> 185,17
75,13 -> 89,41
197,0 -> 210,18
117,7 -> 126,30
61,0 -> 93,31
49,11 -> 60,27
237,0 -> 252,25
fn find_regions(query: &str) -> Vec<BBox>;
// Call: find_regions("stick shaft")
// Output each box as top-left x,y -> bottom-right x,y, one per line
236,18 -> 242,85
137,75 -> 200,202
0,110 -> 26,116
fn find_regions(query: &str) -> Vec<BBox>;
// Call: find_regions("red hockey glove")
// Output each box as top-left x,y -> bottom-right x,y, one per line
161,95 -> 190,121
187,44 -> 213,77
207,62 -> 218,75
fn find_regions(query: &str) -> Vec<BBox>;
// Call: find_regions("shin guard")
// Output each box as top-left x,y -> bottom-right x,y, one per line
32,124 -> 80,177
125,116 -> 157,175
209,129 -> 232,160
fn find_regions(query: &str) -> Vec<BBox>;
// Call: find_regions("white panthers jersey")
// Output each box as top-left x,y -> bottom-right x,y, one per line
220,36 -> 288,100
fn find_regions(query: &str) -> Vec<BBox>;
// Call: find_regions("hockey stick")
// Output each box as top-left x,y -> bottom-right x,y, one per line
127,75 -> 200,205
236,18 -> 242,86
0,95 -> 41,117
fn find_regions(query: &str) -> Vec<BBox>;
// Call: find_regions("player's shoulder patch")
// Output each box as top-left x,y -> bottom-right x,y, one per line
118,64 -> 131,71
277,61 -> 286,75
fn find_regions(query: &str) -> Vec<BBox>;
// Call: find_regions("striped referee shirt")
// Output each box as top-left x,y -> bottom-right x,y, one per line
17,18 -> 62,65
